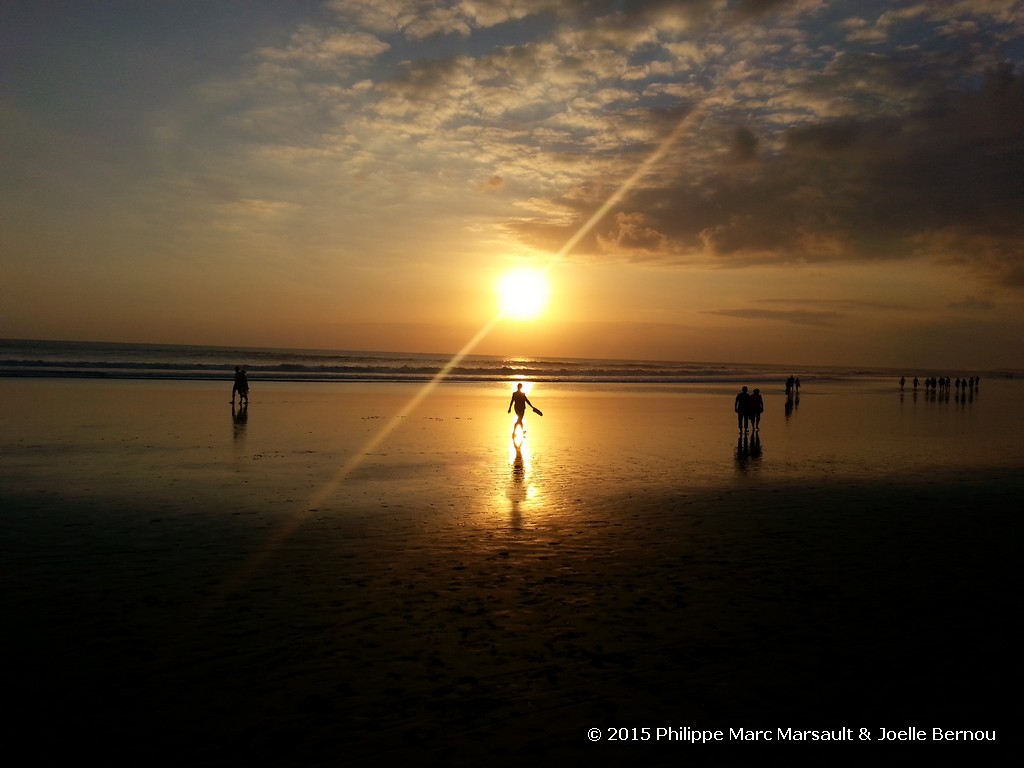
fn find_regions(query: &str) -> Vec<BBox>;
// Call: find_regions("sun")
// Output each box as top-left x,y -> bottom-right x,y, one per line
497,268 -> 550,320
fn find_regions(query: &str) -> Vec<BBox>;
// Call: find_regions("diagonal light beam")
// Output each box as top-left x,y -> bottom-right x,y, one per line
208,105 -> 706,607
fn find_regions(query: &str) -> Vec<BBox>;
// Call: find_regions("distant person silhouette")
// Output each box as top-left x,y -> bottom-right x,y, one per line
734,386 -> 751,432
231,366 -> 249,405
749,387 -> 764,430
507,383 -> 535,438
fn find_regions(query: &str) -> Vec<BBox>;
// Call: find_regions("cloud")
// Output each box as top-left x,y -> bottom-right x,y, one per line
256,26 -> 391,68
729,126 -> 760,162
704,308 -> 844,326
757,297 -> 913,311
507,59 -> 1024,284
324,0 -> 562,39
596,212 -> 671,258
947,296 -> 997,312
479,174 -> 505,191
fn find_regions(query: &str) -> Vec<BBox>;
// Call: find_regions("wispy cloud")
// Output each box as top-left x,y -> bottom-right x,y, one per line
947,296 -> 997,312
705,308 -> 844,326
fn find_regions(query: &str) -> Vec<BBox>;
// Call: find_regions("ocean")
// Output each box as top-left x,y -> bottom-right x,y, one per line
0,338 -> 982,385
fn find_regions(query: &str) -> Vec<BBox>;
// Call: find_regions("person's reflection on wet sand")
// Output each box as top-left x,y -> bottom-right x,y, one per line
506,443 -> 526,530
232,402 -> 248,442
735,433 -> 750,471
749,431 -> 762,461
735,433 -> 763,473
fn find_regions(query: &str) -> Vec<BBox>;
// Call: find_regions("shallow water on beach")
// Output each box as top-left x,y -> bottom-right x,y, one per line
2,377 -> 1020,524
2,377 -> 1016,760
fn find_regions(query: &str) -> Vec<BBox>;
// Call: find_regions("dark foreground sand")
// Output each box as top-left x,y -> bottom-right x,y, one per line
1,380 -> 1016,763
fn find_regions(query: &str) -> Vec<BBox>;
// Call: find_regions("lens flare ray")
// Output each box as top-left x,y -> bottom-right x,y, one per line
210,105 -> 707,605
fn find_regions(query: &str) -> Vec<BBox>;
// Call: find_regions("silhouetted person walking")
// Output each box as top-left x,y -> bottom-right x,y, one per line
735,386 -> 751,432
749,387 -> 764,430
508,383 -> 536,438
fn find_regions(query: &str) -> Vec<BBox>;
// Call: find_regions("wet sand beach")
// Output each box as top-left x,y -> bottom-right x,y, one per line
1,378 -> 1017,763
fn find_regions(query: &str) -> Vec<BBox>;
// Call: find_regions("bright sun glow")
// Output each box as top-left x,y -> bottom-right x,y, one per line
497,269 -> 550,320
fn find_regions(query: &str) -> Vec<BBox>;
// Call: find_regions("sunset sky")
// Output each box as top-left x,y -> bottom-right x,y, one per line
2,1 -> 1023,369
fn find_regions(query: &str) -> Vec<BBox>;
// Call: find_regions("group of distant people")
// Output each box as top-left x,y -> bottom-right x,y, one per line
900,375 -> 980,394
733,375 -> 804,432
227,366 -> 815,439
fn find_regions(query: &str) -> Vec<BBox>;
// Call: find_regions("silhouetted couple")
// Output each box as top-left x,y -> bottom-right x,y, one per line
734,386 -> 764,432
231,366 -> 249,406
